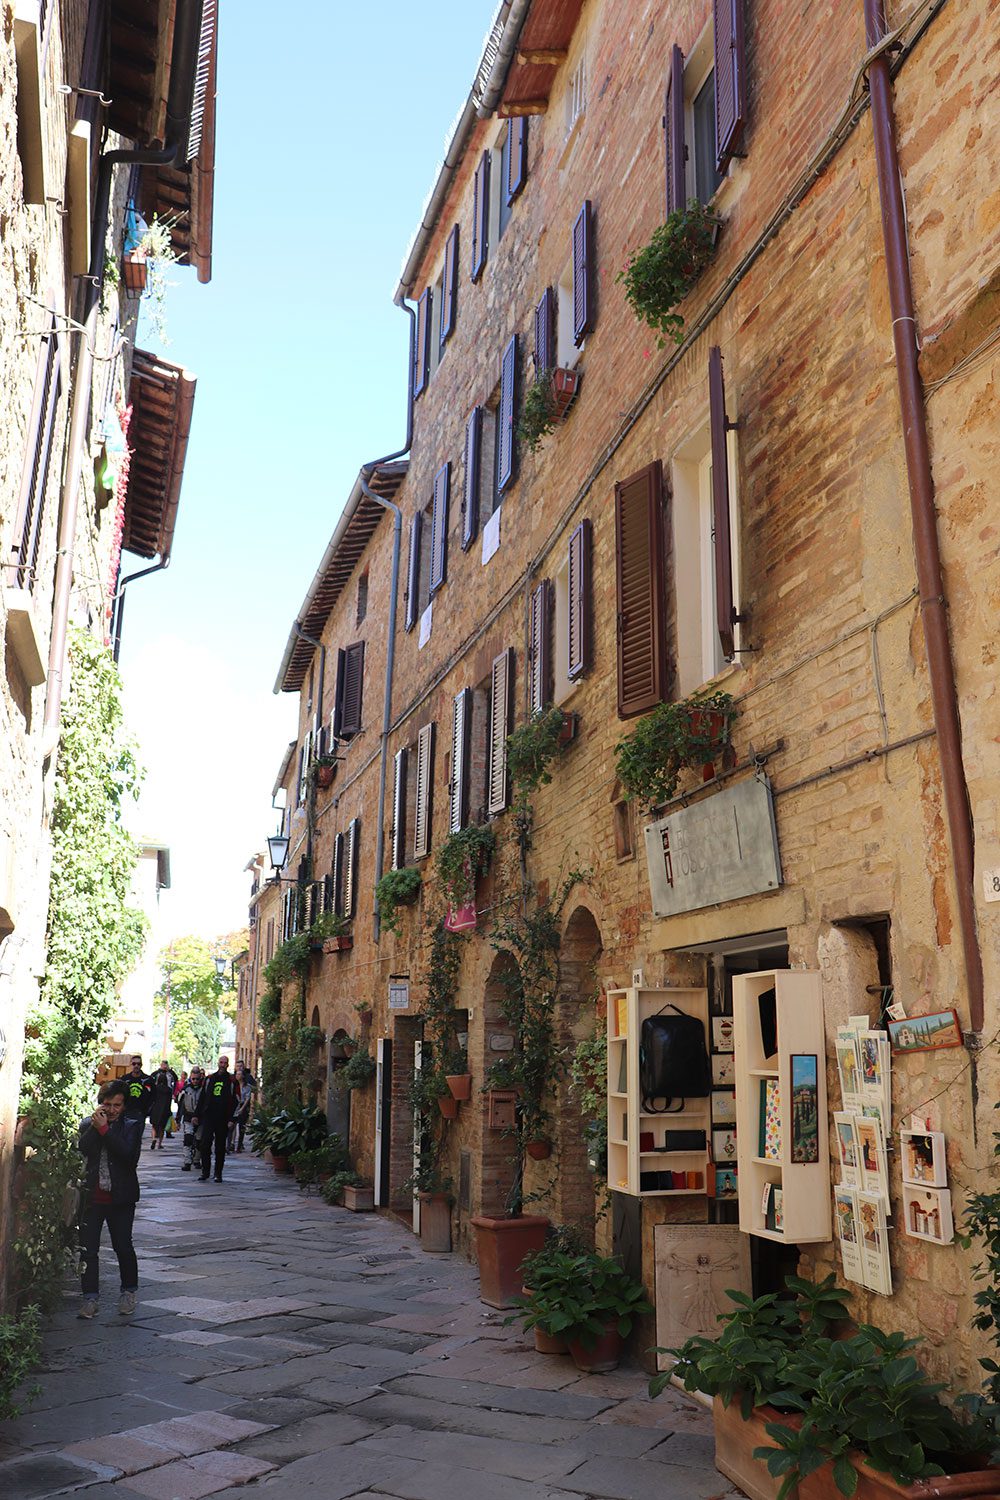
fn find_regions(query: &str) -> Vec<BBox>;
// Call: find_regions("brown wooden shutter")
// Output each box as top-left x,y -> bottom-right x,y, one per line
344,818 -> 360,919
449,688 -> 472,833
391,748 -> 407,870
507,116 -> 528,203
414,722 -> 435,859
497,334 -> 517,494
471,150 -> 490,282
528,580 -> 552,714
615,461 -> 668,718
487,648 -> 515,817
11,318 -> 61,593
335,642 -> 365,739
572,201 -> 594,346
414,288 -> 432,398
714,0 -> 747,171
665,45 -> 686,215
440,224 -> 459,350
405,510 -> 422,631
534,287 -> 555,375
709,346 -> 737,660
461,407 -> 481,550
332,834 -> 345,916
323,872 -> 334,914
567,518 -> 592,681
429,461 -> 450,595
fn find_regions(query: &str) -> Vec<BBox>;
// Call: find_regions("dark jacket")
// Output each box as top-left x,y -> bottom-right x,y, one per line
201,1070 -> 236,1120
122,1073 -> 153,1120
78,1114 -> 142,1204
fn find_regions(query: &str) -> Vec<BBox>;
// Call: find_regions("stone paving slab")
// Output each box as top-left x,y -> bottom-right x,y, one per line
382,1371 -> 617,1419
0,1451 -> 118,1500
124,1449 -> 275,1500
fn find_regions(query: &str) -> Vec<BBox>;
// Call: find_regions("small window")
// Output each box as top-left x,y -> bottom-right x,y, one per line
356,568 -> 369,626
480,386 -> 501,523
556,258 -> 579,370
565,54 -> 587,138
671,405 -> 741,694
613,797 -> 636,862
497,127 -> 512,242
692,73 -> 723,205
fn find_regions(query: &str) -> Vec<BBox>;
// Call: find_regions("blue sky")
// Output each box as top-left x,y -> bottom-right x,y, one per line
119,0 -> 496,942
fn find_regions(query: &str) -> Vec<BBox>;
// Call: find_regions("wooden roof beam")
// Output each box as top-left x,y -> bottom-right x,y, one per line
516,47 -> 567,65
498,99 -> 549,117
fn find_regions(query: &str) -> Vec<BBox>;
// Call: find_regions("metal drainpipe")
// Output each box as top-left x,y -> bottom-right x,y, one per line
111,558 -> 169,663
863,0 -> 984,1032
362,294 -> 416,941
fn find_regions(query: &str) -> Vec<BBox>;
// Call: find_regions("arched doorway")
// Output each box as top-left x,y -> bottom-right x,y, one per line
553,905 -> 604,1246
326,1028 -> 352,1147
481,951 -> 519,1216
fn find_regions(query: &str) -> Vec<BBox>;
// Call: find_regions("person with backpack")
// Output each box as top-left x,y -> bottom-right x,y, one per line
199,1055 -> 236,1182
175,1066 -> 207,1172
77,1080 -> 142,1318
121,1055 -> 153,1130
147,1060 -> 177,1149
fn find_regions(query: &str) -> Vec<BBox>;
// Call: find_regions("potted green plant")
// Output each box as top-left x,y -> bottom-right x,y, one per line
121,214 -> 180,341
435,823 -> 496,926
513,1227 -> 591,1355
506,707 -> 574,796
375,865 -> 422,936
614,689 -> 737,812
311,754 -> 338,789
332,1044 -> 376,1093
288,1135 -> 348,1189
509,1250 -> 651,1372
617,199 -> 721,346
321,1168 -> 362,1206
265,1103 -> 329,1172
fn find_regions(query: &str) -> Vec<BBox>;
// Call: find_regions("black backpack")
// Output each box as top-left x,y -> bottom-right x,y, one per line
639,1006 -> 711,1113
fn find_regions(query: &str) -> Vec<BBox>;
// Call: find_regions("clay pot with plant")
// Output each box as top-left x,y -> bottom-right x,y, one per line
617,199 -> 721,347
614,689 -> 737,813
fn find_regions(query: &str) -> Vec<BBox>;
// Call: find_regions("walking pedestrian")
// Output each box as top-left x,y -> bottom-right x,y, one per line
175,1066 -> 207,1172
147,1060 -> 177,1149
77,1080 -> 142,1319
121,1055 -> 152,1130
227,1062 -> 254,1154
199,1055 -> 236,1182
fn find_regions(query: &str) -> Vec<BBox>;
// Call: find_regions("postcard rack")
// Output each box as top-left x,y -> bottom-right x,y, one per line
732,969 -> 831,1243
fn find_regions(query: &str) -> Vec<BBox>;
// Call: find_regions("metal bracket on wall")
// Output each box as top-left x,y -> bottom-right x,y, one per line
57,84 -> 112,106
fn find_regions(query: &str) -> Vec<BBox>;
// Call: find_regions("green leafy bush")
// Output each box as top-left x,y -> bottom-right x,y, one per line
509,1250 -> 651,1346
617,200 -> 720,346
517,369 -> 558,453
375,866 -> 422,935
434,824 -> 496,911
614,689 -> 736,811
289,1136 -> 348,1188
322,1169 -> 363,1205
506,707 -> 570,795
0,1306 -> 42,1418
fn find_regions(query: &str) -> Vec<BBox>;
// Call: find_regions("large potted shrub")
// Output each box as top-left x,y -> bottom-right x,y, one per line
510,1227 -> 589,1354
614,689 -> 737,812
617,199 -> 721,346
509,1250 -> 651,1372
375,865 -> 422,936
289,1135 -> 348,1190
264,1103 -> 329,1172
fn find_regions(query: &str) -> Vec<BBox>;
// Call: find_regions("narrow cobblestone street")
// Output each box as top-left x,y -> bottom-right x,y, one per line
0,1148 -> 734,1500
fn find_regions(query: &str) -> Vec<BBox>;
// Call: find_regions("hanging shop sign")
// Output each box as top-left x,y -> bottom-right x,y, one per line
644,776 -> 782,919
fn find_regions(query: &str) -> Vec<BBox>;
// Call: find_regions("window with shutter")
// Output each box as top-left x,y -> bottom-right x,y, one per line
449,688 -> 472,834
334,642 -> 365,740
615,461 -> 669,718
461,407 -> 481,550
528,580 -> 553,715
414,722 -> 435,859
665,45 -> 686,216
332,833 -> 345,917
487,648 -> 514,817
344,818 -> 360,920
714,0 -> 747,172
440,224 -> 459,351
507,117 -> 528,204
323,872 -> 334,915
405,511 -> 422,632
567,518 -> 592,681
496,335 -> 517,495
572,202 -> 594,347
534,288 -> 555,376
429,461 -> 450,595
414,288 -> 432,398
709,346 -> 738,660
9,317 -> 61,593
471,150 -> 490,282
391,748 -> 407,870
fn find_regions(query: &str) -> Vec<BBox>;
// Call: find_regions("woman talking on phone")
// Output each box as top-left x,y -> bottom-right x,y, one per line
77,1079 -> 142,1319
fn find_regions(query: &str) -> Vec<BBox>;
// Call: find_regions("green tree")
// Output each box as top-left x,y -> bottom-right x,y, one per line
153,929 -> 247,1068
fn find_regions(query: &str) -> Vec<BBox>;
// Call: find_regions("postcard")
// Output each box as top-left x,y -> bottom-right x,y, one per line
713,1016 -> 735,1053
857,1190 -> 892,1294
790,1054 -> 819,1164
835,1037 -> 862,1109
835,1186 -> 865,1285
833,1111 -> 860,1187
711,1090 -> 737,1125
712,1128 -> 738,1164
712,1053 -> 735,1086
715,1167 -> 739,1199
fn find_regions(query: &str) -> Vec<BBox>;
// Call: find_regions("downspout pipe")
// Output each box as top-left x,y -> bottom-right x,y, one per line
41,0 -> 208,757
111,557 -> 169,663
863,0 -> 984,1031
363,295 -> 416,941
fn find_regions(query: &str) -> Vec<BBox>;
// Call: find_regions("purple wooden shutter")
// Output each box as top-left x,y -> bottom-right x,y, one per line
462,407 -> 482,550
487,649 -> 515,817
572,201 -> 594,346
413,722 -> 435,859
528,580 -> 552,715
714,0 -> 747,171
471,150 -> 490,282
414,288 -> 432,398
440,224 -> 459,350
338,642 -> 365,739
497,334 -> 517,494
615,462 -> 669,718
429,461 -> 450,595
391,748 -> 407,870
534,287 -> 555,375
567,518 -> 592,681
709,346 -> 737,660
665,45 -> 686,215
507,117 -> 528,203
332,834 -> 345,916
449,688 -> 472,833
11,318 -> 61,593
405,510 -> 422,631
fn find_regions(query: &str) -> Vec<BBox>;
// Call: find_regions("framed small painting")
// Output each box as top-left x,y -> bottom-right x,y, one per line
789,1053 -> 819,1164
888,1010 -> 963,1054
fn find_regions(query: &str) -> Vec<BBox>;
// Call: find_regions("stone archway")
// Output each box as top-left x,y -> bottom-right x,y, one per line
552,904 -> 604,1246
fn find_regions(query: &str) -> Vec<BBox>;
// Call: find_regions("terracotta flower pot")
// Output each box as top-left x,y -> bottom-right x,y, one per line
534,1326 -> 569,1355
471,1213 -> 549,1309
551,366 -> 581,420
342,1183 -> 374,1212
323,934 -> 353,953
315,763 -> 336,788
438,1094 -> 459,1119
270,1153 -> 291,1174
557,712 -> 579,745
123,249 -> 147,295
446,1074 -> 473,1101
567,1322 -> 623,1373
417,1192 -> 453,1253
525,1138 -> 552,1160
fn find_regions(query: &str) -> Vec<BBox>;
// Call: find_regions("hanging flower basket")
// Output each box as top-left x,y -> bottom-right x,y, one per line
438,1094 -> 459,1120
315,762 -> 336,789
550,367 -> 581,420
446,1073 -> 473,1101
526,1138 -> 552,1161
122,249 -> 147,296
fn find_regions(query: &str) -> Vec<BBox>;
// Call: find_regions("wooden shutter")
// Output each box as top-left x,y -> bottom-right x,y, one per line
615,461 -> 668,718
665,45 -> 686,215
414,288 -> 432,398
429,461 -> 450,595
487,649 -> 515,817
344,818 -> 360,919
507,116 -> 528,203
323,873 -> 334,914
449,688 -> 472,834
11,318 -> 61,593
709,346 -> 737,660
414,723 -> 435,859
534,287 -> 555,375
471,150 -> 490,282
497,334 -> 517,494
335,642 -> 365,739
567,518 -> 592,681
461,407 -> 481,550
332,834 -> 345,916
440,224 -> 459,350
572,201 -> 594,346
76,0 -> 107,135
405,510 -> 422,632
391,748 -> 407,870
528,580 -> 552,715
714,0 -> 747,171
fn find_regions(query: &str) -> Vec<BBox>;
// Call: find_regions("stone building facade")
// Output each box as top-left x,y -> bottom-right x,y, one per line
262,0 -> 998,1378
